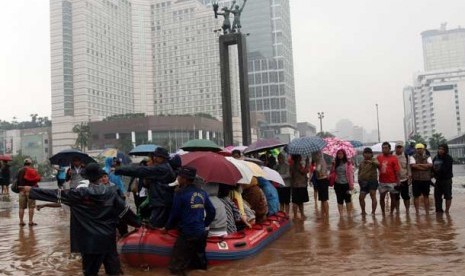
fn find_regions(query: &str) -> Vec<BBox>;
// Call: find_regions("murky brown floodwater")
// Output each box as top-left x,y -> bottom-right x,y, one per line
1,181 -> 465,275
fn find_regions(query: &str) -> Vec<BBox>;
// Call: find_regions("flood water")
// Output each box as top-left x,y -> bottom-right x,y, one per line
2,176 -> 465,275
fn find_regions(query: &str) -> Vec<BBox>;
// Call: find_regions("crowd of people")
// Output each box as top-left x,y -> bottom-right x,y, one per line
1,140 -> 455,275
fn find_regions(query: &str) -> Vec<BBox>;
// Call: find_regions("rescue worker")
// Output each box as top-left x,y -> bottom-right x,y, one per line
163,166 -> 216,275
20,163 -> 140,276
115,147 -> 176,228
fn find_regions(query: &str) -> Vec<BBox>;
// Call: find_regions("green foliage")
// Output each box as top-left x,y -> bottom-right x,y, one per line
410,133 -> 426,145
316,131 -> 335,138
37,161 -> 54,180
428,133 -> 447,150
72,123 -> 91,151
103,113 -> 146,121
193,113 -> 218,120
0,114 -> 51,130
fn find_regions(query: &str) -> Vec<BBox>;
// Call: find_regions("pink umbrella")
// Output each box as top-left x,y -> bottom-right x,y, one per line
322,137 -> 356,158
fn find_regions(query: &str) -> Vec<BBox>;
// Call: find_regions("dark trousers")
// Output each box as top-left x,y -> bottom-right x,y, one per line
81,251 -> 121,276
150,206 -> 170,228
434,179 -> 453,211
169,232 -> 208,275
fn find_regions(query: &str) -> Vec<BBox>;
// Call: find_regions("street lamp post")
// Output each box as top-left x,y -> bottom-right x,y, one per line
376,104 -> 380,143
317,112 -> 325,133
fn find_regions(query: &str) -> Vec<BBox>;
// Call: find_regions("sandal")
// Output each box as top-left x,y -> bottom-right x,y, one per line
19,222 -> 26,227
28,222 -> 37,226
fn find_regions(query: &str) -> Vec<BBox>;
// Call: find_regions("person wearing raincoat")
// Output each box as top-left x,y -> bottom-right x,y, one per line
104,157 -> 125,195
20,163 -> 141,276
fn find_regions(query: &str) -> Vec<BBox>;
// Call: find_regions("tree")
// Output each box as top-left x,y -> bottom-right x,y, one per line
72,123 -> 90,151
410,133 -> 426,145
316,131 -> 335,138
428,133 -> 447,150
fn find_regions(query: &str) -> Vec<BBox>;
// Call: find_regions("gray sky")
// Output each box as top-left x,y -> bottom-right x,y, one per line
1,0 -> 465,141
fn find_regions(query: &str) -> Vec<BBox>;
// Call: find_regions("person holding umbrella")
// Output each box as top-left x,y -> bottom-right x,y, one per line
66,157 -> 85,189
330,149 -> 354,217
1,160 -> 10,196
289,154 -> 309,220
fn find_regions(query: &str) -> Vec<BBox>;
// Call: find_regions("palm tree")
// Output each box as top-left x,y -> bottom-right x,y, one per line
72,123 -> 90,151
428,133 -> 447,150
410,133 -> 426,145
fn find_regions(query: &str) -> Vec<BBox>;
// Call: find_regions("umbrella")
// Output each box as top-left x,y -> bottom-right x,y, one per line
224,145 -> 248,153
349,140 -> 363,148
243,138 -> 287,155
180,152 -> 242,185
287,136 -> 327,156
99,148 -> 132,165
243,157 -> 264,166
225,157 -> 254,184
323,137 -> 357,158
243,161 -> 266,177
129,144 -> 158,156
261,166 -> 285,186
49,149 -> 96,166
370,142 -> 396,153
0,154 -> 12,161
180,139 -> 222,152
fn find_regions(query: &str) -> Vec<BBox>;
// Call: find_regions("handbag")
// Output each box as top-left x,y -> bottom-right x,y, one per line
328,171 -> 336,187
11,179 -> 19,193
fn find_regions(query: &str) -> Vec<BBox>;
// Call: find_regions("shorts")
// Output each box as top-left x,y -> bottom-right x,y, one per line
412,180 -> 431,197
435,179 -> 452,200
394,180 -> 410,200
317,178 -> 329,202
378,183 -> 399,194
19,193 -> 36,209
291,187 -> 309,204
334,183 -> 351,204
277,187 -> 291,204
359,180 -> 379,194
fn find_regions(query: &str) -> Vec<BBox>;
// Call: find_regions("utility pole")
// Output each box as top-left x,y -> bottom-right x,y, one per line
376,104 -> 380,143
317,112 -> 325,133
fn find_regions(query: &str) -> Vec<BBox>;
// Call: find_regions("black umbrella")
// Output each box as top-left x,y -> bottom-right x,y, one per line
49,149 -> 97,166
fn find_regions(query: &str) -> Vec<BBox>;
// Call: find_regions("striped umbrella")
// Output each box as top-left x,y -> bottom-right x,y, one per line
287,136 -> 327,156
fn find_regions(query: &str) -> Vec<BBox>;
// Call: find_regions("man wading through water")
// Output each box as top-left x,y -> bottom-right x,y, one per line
20,163 -> 141,276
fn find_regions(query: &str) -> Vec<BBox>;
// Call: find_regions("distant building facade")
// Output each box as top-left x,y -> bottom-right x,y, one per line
297,122 -> 317,138
422,24 -> 465,71
404,24 -> 465,141
89,115 -> 223,152
0,127 -> 52,163
404,69 -> 465,140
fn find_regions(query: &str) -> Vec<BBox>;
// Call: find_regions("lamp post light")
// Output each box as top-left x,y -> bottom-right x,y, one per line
317,112 -> 325,134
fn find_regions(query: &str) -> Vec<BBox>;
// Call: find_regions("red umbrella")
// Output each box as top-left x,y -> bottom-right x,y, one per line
0,155 -> 12,161
180,152 -> 242,185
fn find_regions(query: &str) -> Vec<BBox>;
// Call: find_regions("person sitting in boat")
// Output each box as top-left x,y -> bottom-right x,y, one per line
257,176 -> 280,215
163,166 -> 216,274
229,184 -> 253,228
115,147 -> 176,228
242,177 -> 268,223
203,182 -> 228,237
218,184 -> 242,234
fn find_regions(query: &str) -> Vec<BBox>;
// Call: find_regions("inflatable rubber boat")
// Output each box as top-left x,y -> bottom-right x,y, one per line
118,212 -> 290,267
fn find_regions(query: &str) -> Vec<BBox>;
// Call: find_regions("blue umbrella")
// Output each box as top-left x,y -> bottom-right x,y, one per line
129,144 -> 158,156
287,137 -> 327,156
349,140 -> 363,148
49,149 -> 96,166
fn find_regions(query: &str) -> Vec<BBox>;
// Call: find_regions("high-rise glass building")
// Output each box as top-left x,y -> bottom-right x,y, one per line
201,0 -> 297,138
50,0 -> 291,152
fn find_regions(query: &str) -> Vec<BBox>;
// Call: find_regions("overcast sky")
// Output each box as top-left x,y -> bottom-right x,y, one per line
1,0 -> 465,141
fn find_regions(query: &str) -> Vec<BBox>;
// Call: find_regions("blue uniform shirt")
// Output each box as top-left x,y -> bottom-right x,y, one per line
165,185 -> 216,237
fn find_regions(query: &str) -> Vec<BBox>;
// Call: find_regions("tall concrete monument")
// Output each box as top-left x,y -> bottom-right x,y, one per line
213,0 -> 251,146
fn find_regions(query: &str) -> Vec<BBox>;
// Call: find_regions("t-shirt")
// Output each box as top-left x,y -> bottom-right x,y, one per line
358,158 -> 378,182
377,154 -> 400,183
395,154 -> 410,181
